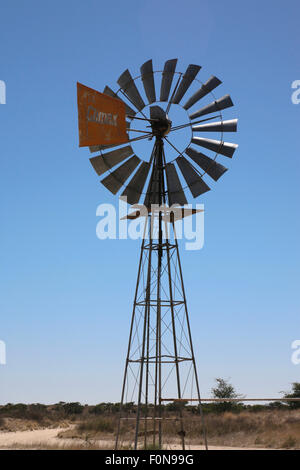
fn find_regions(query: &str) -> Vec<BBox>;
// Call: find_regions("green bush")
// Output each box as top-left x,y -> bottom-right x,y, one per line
211,378 -> 244,413
283,383 -> 300,409
62,402 -> 84,415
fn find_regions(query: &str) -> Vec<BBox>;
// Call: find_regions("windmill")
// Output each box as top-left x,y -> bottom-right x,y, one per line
77,59 -> 238,450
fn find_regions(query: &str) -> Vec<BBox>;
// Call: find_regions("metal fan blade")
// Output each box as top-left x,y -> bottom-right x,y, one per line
89,144 -> 115,153
189,94 -> 233,120
121,161 -> 151,205
160,58 -> 177,102
172,64 -> 201,104
185,147 -> 228,181
140,59 -> 156,104
89,146 -> 100,153
100,155 -> 140,194
183,76 -> 222,110
192,119 -> 238,133
176,156 -> 210,197
191,137 -> 238,158
150,105 -> 167,120
89,146 -> 134,176
117,69 -> 145,111
165,163 -> 187,206
103,85 -> 136,117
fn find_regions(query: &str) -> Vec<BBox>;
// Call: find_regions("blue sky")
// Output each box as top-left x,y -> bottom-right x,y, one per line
0,0 -> 299,404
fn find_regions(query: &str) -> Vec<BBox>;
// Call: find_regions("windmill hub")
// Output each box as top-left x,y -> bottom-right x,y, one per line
149,105 -> 172,138
151,116 -> 172,138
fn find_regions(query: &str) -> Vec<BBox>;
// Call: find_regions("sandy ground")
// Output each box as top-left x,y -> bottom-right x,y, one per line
0,427 -> 68,448
0,427 -> 271,450
169,444 -> 269,450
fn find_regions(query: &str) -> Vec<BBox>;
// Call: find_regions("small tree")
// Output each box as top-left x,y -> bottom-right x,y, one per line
211,378 -> 244,412
62,402 -> 84,415
282,383 -> 300,409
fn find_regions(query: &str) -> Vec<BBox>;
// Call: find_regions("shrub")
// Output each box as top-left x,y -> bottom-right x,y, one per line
211,378 -> 244,413
62,402 -> 84,415
283,383 -> 300,409
1,403 -> 28,419
282,436 -> 296,448
90,404 -> 105,415
78,417 -> 115,434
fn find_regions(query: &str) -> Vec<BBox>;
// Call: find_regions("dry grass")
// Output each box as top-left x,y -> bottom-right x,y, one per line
1,409 -> 300,449
78,417 -> 116,434
179,409 -> 300,449
0,417 -> 70,432
0,442 -> 111,450
58,416 -> 130,441
57,409 -> 300,449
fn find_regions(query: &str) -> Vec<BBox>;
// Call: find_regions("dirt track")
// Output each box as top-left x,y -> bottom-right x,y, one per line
0,428 -> 68,448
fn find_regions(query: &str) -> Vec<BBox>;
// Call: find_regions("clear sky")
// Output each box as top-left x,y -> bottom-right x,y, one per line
0,0 -> 299,404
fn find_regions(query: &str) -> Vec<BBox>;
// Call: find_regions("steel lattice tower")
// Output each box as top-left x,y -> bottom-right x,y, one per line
115,137 -> 207,450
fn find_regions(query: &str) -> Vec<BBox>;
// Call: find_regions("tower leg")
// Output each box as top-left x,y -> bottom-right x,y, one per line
115,236 -> 146,450
173,223 -> 208,450
165,227 -> 186,450
134,235 -> 152,449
